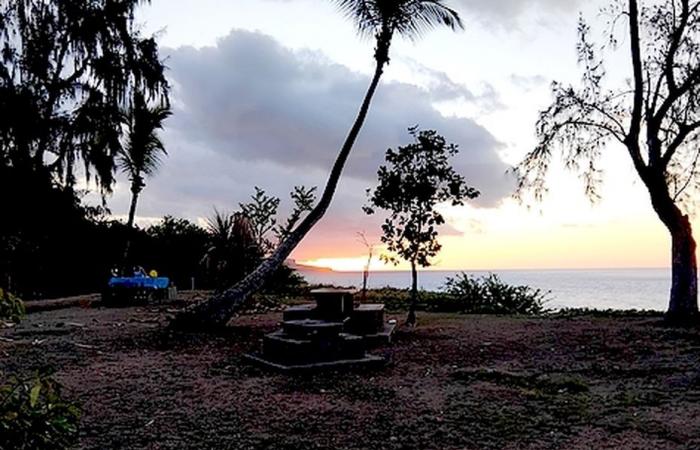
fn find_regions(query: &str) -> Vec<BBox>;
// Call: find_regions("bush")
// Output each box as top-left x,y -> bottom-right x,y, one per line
0,288 -> 25,324
442,273 -> 548,315
0,372 -> 80,450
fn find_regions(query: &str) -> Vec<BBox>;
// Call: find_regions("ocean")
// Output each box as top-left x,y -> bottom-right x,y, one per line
296,268 -> 672,311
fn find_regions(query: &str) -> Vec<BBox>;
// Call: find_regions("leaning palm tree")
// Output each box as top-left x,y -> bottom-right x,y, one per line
120,93 -> 172,262
173,0 -> 463,330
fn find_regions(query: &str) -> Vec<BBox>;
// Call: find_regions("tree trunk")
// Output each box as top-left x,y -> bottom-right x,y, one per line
646,177 -> 698,323
171,54 -> 389,331
668,216 -> 698,322
122,187 -> 140,264
406,260 -> 418,326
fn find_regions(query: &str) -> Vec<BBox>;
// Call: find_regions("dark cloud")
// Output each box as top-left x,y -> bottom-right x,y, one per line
107,29 -> 515,254
166,30 -> 512,205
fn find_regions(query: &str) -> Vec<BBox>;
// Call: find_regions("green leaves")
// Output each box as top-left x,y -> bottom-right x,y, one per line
365,128 -> 479,269
28,384 -> 41,408
0,372 -> 80,450
0,288 -> 25,324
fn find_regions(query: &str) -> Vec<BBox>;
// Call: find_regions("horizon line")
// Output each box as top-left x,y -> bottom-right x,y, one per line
295,265 -> 671,274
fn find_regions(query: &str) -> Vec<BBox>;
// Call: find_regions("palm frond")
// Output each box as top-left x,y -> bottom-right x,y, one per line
332,0 -> 463,41
117,92 -> 171,181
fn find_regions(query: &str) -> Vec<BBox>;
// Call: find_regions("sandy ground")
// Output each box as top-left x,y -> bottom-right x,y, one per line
2,296 -> 700,450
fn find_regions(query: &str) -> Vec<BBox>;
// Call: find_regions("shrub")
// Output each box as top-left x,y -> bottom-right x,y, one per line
441,273 -> 549,315
0,372 -> 80,450
0,288 -> 25,324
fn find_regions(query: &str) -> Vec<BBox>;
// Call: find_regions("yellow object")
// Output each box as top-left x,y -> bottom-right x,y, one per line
149,270 -> 158,278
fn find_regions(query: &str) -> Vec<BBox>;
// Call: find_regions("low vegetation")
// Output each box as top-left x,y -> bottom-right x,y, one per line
363,273 -> 548,315
0,372 -> 80,450
442,273 -> 549,315
0,288 -> 24,324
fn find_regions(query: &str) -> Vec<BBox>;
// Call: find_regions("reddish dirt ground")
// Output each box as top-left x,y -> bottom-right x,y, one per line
2,296 -> 700,449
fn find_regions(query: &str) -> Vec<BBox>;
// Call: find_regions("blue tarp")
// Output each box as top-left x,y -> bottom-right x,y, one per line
108,276 -> 170,289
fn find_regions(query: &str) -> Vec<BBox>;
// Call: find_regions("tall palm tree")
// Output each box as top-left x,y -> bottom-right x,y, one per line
173,0 -> 463,330
120,92 -> 172,262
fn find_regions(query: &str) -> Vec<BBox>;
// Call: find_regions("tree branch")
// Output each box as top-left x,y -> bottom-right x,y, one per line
662,119 -> 700,167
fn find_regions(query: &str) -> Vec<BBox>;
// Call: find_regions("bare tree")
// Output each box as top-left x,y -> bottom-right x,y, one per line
516,0 -> 700,322
357,231 -> 375,301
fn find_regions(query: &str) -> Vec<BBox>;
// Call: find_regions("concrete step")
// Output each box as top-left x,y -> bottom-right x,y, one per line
282,304 -> 316,322
347,304 -> 386,334
262,330 -> 368,364
282,319 -> 345,339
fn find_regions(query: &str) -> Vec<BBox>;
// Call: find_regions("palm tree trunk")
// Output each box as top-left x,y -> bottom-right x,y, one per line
123,187 -> 140,264
406,260 -> 418,326
171,55 -> 389,330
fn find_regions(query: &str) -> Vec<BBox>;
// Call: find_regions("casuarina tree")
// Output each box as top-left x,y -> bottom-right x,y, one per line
173,0 -> 465,330
0,0 -> 169,193
515,0 -> 700,322
364,128 -> 479,326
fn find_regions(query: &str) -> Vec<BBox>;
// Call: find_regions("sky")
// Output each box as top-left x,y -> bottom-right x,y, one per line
96,0 -> 691,271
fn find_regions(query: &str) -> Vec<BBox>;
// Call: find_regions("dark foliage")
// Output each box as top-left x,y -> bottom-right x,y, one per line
0,288 -> 24,324
0,165 -> 113,298
364,127 -> 479,323
0,0 -> 169,193
0,372 -> 80,450
0,164 -> 306,298
363,273 -> 548,316
442,273 -> 549,315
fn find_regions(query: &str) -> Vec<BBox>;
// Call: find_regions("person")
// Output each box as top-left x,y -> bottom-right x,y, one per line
133,266 -> 147,277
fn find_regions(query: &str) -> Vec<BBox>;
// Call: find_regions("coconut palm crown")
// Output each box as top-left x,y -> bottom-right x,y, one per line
334,0 -> 463,62
118,92 -> 171,261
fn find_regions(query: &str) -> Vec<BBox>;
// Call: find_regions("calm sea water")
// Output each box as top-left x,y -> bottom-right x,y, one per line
297,268 -> 672,311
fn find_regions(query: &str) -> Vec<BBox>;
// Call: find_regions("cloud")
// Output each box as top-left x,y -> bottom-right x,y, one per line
454,0 -> 584,19
167,30 -> 512,202
107,29 -> 515,258
263,0 -> 586,25
510,74 -> 548,92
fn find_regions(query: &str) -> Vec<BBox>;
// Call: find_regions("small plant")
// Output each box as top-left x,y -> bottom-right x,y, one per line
0,371 -> 80,450
442,273 -> 549,315
0,288 -> 25,324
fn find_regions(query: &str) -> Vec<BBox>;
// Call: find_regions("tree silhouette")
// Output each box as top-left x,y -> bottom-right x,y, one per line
516,0 -> 700,322
201,210 -> 259,289
364,128 -> 479,325
119,92 -> 171,262
173,0 -> 464,330
0,0 -> 169,193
